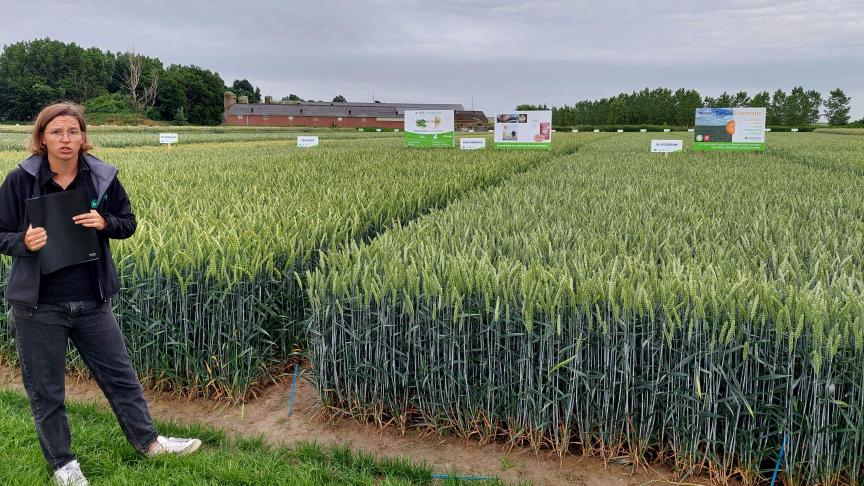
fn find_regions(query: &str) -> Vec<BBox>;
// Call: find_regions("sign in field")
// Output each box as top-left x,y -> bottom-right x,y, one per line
493,111 -> 552,149
693,107 -> 766,151
651,140 -> 683,153
159,133 -> 178,144
460,138 -> 486,150
297,136 -> 319,148
404,110 -> 455,147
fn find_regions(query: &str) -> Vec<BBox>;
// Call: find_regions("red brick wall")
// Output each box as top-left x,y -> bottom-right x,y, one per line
225,114 -> 402,129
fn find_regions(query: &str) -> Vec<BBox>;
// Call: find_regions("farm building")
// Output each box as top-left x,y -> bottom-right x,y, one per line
223,93 -> 489,130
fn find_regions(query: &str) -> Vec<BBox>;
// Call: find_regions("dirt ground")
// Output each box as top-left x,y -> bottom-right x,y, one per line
0,365 -> 712,486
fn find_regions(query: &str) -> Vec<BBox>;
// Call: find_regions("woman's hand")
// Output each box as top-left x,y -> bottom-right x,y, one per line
73,210 -> 107,231
24,225 -> 47,252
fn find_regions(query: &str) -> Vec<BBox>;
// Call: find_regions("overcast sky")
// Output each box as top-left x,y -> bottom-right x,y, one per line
2,0 -> 862,119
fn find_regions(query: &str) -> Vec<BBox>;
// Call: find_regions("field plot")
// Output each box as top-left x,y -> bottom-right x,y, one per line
0,136 -> 578,400
0,125 -> 401,151
1,130 -> 863,483
308,133 -> 864,484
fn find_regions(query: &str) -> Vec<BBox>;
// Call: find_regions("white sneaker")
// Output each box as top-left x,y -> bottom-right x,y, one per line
146,435 -> 202,457
54,460 -> 88,486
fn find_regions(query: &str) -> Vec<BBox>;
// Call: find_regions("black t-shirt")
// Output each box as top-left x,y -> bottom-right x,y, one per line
37,159 -> 101,304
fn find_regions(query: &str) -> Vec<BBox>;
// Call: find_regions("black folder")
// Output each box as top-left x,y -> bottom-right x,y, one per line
25,188 -> 100,275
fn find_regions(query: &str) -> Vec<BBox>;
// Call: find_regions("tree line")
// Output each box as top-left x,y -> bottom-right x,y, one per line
0,38 -> 263,125
518,87 -> 855,128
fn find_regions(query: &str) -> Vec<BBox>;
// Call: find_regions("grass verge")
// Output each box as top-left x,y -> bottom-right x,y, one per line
0,389 -> 507,485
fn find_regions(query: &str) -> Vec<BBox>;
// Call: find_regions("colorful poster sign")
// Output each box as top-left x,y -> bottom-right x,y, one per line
404,110 -> 454,147
493,111 -> 551,149
694,107 -> 766,151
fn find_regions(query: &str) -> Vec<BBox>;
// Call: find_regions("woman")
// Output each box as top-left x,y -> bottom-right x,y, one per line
0,102 -> 201,486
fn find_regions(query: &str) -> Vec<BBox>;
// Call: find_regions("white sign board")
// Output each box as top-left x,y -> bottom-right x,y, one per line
159,133 -> 178,144
663,128 -> 671,132
765,128 -> 772,132
460,138 -> 486,150
297,136 -> 319,148
688,128 -> 695,132
617,129 -> 624,133
493,111 -> 552,149
571,129 -> 578,133
791,128 -> 799,132
593,129 -> 600,133
640,129 -> 647,133
651,140 -> 684,153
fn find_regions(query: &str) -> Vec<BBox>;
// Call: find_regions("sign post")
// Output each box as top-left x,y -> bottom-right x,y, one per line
159,133 -> 178,148
460,138 -> 486,150
651,139 -> 683,158
297,136 -> 319,148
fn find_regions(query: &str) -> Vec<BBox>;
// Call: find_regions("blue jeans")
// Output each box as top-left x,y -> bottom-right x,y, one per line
11,300 -> 158,470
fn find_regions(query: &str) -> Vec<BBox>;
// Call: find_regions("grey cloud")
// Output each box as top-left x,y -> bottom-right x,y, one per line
1,0 -> 861,117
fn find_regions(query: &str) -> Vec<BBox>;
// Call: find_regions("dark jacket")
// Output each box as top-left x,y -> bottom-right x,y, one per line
0,153 -> 136,309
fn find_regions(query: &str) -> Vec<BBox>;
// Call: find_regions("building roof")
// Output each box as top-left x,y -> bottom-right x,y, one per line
226,101 -> 466,118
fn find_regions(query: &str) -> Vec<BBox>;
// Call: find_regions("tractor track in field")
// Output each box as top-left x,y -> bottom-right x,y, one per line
0,365 -> 717,486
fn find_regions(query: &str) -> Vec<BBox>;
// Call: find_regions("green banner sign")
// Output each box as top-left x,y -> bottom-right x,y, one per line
493,141 -> 551,150
692,142 -> 765,151
404,131 -> 454,147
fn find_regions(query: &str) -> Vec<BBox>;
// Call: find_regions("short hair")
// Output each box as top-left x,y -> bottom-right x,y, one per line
29,102 -> 94,155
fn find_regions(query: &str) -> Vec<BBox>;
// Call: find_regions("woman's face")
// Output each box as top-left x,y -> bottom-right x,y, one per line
41,115 -> 86,164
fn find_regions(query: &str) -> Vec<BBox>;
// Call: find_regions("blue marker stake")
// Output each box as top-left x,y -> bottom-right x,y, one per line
288,362 -> 300,416
770,434 -> 789,486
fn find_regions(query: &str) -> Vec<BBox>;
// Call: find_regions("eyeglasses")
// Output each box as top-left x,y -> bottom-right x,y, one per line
44,129 -> 83,140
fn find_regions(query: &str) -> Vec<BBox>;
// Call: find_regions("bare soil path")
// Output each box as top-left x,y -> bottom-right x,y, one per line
0,365 -> 711,486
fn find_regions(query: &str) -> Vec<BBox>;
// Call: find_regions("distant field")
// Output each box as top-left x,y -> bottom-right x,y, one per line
815,127 -> 864,135
0,125 -> 400,151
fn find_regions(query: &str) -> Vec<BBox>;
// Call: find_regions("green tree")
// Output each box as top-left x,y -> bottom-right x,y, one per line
166,65 -> 225,125
515,104 -> 548,111
84,92 -> 134,113
228,79 -> 260,103
805,89 -> 822,124
731,91 -> 750,107
282,94 -> 303,101
784,86 -> 821,126
155,70 -> 187,121
673,88 -> 703,127
715,91 -> 734,107
332,94 -> 347,102
823,88 -> 851,126
768,90 -> 788,125
174,106 -> 188,125
0,38 -> 114,119
750,91 -> 770,108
